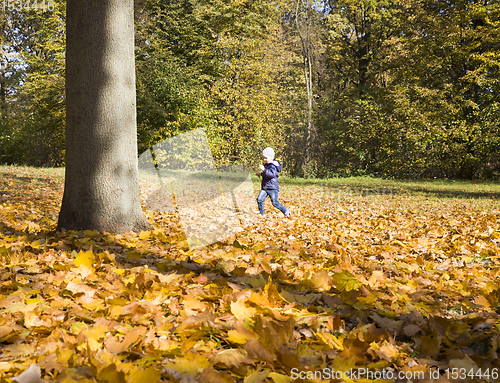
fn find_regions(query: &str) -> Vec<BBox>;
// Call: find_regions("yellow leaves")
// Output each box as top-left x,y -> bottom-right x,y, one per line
212,349 -> 253,368
445,321 -> 470,342
74,249 -> 95,269
24,311 -> 58,331
316,332 -> 344,351
239,371 -> 267,383
104,326 -> 147,354
482,281 -> 499,295
226,329 -> 249,344
126,250 -> 141,260
308,270 -> 332,291
127,367 -> 161,383
182,297 -> 208,314
231,296 -> 257,320
123,273 -> 136,286
76,325 -> 109,352
3,301 -> 39,314
331,270 -> 363,292
0,362 -> 16,372
56,348 -> 76,366
369,341 -> 399,362
164,355 -> 210,378
475,295 -> 494,312
174,311 -> 216,334
96,364 -> 126,383
0,326 -> 13,340
2,167 -> 500,382
120,301 -> 161,324
2,344 -> 35,359
37,354 -> 63,374
30,238 -> 45,248
138,230 -> 150,240
268,372 -> 293,383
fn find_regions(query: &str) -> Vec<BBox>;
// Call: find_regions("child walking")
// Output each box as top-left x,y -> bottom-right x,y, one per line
256,147 -> 290,217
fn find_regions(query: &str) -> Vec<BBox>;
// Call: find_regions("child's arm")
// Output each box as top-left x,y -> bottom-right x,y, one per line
257,163 -> 265,177
261,164 -> 278,178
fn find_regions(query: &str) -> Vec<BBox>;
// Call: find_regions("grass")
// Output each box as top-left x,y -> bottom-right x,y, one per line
281,174 -> 500,197
277,174 -> 500,214
0,164 -> 65,181
4,163 -> 498,193
2,163 -> 498,212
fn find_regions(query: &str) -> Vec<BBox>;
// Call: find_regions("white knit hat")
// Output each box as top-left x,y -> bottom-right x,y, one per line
262,147 -> 275,160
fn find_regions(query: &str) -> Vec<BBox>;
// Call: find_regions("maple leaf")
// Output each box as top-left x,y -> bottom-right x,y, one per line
96,364 -> 126,383
127,367 -> 161,383
12,364 -> 41,383
73,250 -> 95,269
212,349 -> 254,368
331,270 -> 363,291
231,297 -> 257,320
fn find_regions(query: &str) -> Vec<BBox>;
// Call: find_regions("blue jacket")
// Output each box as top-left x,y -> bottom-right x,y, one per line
261,161 -> 282,190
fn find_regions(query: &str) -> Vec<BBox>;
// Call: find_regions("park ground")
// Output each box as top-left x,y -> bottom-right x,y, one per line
0,165 -> 499,382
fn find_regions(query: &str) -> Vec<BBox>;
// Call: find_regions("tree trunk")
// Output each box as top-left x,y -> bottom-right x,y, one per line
0,43 -> 6,120
0,59 -> 5,119
57,0 -> 149,233
295,0 -> 314,174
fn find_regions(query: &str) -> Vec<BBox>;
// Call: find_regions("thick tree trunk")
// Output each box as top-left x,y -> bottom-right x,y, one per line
57,0 -> 149,233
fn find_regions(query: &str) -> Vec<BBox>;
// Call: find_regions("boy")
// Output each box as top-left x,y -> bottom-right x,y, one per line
256,147 -> 290,217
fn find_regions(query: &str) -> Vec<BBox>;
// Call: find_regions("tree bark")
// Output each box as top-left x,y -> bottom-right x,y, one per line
57,0 -> 149,233
295,0 -> 314,174
0,58 -> 6,119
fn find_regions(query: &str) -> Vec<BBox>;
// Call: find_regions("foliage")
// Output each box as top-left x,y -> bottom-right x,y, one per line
0,2 -> 66,167
0,0 -> 499,179
134,0 -> 217,155
207,10 -> 295,167
1,166 -> 500,381
317,0 -> 500,179
134,0 -> 298,168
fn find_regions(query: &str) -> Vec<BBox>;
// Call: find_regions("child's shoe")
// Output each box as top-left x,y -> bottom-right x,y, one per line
284,209 -> 291,217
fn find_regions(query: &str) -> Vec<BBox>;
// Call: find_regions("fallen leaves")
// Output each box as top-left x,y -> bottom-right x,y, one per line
0,166 -> 500,382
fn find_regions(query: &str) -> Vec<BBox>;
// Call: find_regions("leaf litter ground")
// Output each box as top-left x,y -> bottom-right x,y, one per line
0,166 -> 499,383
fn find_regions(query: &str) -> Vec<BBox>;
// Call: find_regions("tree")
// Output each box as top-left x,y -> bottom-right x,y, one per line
134,0 -> 299,168
316,0 -> 402,176
380,0 -> 500,178
57,0 -> 149,233
134,0 -> 215,155
0,2 -> 66,166
294,0 -> 316,171
207,0 -> 294,166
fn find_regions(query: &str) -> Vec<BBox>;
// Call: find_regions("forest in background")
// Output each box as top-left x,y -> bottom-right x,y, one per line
0,0 -> 499,179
